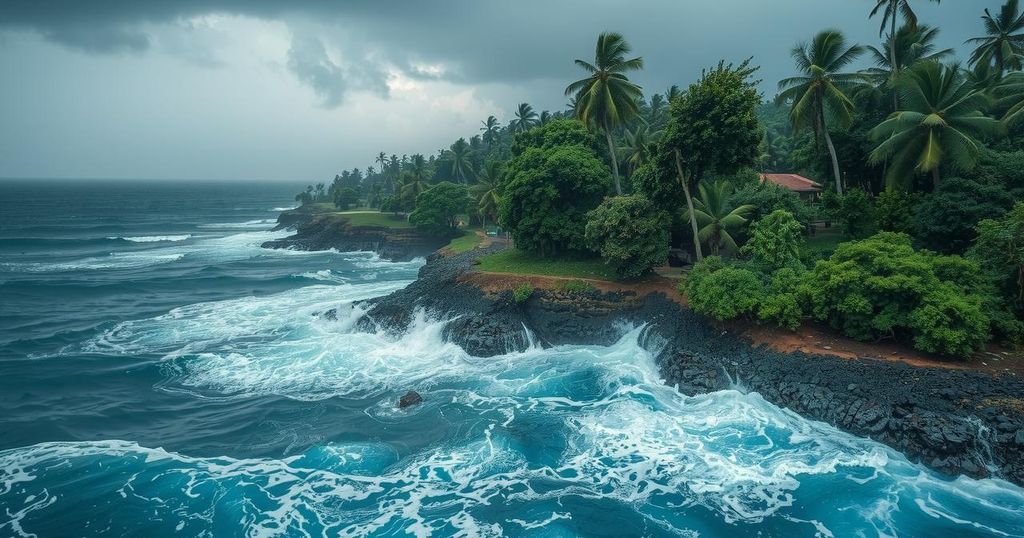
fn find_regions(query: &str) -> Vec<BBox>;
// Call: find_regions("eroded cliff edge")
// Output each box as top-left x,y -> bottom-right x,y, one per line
349,245 -> 1024,486
262,208 -> 452,262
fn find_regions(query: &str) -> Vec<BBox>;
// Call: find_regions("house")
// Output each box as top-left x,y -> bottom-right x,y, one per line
759,173 -> 823,201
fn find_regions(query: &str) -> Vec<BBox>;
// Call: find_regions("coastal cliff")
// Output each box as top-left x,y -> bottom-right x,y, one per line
263,208 -> 452,262
350,244 -> 1024,486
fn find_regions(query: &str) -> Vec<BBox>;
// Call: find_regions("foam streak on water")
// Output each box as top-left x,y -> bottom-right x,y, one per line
2,181 -> 1023,537
5,305 -> 1024,536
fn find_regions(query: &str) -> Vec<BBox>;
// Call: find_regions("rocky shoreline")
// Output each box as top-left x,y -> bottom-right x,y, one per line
262,209 -> 451,262
349,244 -> 1024,486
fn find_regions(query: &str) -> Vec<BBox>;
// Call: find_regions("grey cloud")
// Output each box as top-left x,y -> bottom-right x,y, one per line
286,34 -> 388,108
40,22 -> 149,53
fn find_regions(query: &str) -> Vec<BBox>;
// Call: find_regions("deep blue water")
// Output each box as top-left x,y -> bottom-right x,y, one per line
1,179 -> 1023,537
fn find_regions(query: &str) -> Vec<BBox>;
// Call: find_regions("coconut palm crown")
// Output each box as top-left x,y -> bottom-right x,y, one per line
966,0 -> 1024,76
869,61 -> 1003,189
777,29 -> 864,194
565,31 -> 645,195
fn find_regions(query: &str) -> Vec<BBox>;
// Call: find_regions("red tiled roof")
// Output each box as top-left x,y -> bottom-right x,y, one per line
760,173 -> 822,192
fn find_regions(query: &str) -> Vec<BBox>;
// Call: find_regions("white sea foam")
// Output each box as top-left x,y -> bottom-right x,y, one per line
2,229 -> 309,273
271,206 -> 298,211
11,272 -> 1024,535
112,235 -> 192,243
198,219 -> 277,230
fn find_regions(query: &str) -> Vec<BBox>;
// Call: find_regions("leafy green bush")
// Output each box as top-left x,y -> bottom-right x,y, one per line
409,182 -> 469,236
758,267 -> 804,330
874,190 -> 919,234
584,194 -> 670,278
913,177 -> 1015,254
334,187 -> 360,210
685,257 -> 765,321
728,182 -> 815,227
969,203 -> 1024,342
512,283 -> 534,304
836,188 -> 878,239
741,210 -> 804,272
499,143 -> 611,255
803,232 -> 991,357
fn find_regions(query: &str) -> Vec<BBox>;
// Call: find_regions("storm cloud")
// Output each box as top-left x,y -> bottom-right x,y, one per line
0,0 -> 1003,180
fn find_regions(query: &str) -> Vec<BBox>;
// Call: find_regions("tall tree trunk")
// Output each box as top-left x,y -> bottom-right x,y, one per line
675,150 -> 703,262
931,167 -> 941,190
822,123 -> 844,195
890,9 -> 899,112
604,118 -> 622,195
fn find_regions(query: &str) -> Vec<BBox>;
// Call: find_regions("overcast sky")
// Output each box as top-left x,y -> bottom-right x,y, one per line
0,0 -> 1003,181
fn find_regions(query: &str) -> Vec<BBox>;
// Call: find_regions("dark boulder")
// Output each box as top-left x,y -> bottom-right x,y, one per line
398,390 -> 423,409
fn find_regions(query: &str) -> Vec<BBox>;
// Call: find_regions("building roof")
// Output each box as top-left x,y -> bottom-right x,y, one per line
760,173 -> 822,193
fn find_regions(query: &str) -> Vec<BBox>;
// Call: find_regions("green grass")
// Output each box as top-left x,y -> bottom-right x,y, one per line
333,212 -> 411,228
477,249 -> 618,280
443,229 -> 484,254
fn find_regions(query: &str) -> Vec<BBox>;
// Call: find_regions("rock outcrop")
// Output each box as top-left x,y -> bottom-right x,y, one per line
263,210 -> 452,262
350,245 -> 1024,486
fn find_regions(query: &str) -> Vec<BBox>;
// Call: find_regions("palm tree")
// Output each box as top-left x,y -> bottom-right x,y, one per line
682,180 -> 755,256
869,61 -> 1003,190
966,0 -> 1024,77
375,152 -> 391,192
470,161 -> 503,228
480,116 -> 500,146
997,71 -> 1024,125
870,0 -> 942,106
665,85 -> 682,103
509,103 -> 539,133
647,93 -> 667,128
619,125 -> 660,174
539,110 -> 552,125
449,138 -> 473,183
862,24 -> 952,110
777,30 -> 864,194
400,154 -> 430,203
565,31 -> 645,195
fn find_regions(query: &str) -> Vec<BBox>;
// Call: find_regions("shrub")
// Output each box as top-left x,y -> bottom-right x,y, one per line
499,143 -> 611,256
874,190 -> 919,234
584,195 -> 670,278
802,232 -> 992,357
512,283 -> 534,304
685,258 -> 765,321
408,182 -> 469,236
334,187 -> 360,210
913,177 -> 1014,254
969,203 -> 1024,342
758,267 -> 805,330
741,210 -> 804,272
729,182 -> 815,227
836,188 -> 878,239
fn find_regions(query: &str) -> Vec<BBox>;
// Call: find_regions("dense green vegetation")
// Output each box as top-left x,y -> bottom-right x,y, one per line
289,0 -> 1024,357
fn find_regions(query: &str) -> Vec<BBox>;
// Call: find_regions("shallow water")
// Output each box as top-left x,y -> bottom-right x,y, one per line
1,179 -> 1023,537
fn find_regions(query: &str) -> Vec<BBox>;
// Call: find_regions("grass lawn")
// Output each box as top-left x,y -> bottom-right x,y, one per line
443,229 -> 484,254
477,249 -> 619,280
333,211 -> 411,228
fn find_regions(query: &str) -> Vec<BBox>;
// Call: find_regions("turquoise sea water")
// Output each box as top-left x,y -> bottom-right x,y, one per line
1,179 -> 1023,537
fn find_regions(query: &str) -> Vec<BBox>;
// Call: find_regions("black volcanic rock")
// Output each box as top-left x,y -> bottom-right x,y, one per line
399,390 -> 423,408
343,244 -> 1024,486
264,211 -> 452,262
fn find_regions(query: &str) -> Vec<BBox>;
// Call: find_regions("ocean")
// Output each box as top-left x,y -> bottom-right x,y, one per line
1,179 -> 1022,537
